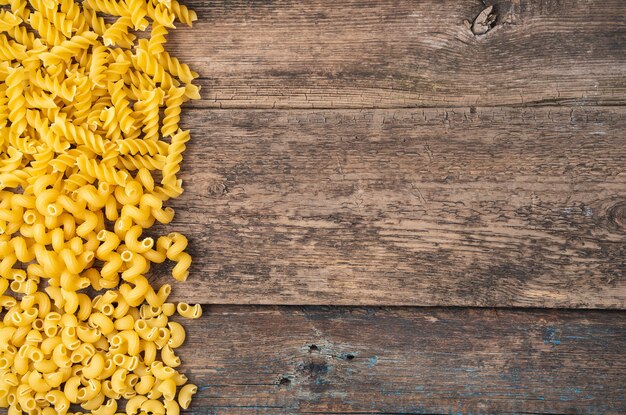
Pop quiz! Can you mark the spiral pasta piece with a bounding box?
[7,0,30,21]
[147,1,175,28]
[30,0,73,37]
[0,10,22,32]
[102,16,132,47]
[108,79,136,134]
[134,43,176,89]
[83,0,128,16]
[0,84,7,129]
[117,138,168,156]
[77,155,130,186]
[135,88,164,141]
[170,0,197,26]
[162,86,185,137]
[6,23,36,49]
[126,0,148,30]
[30,70,77,101]
[28,12,66,47]
[59,0,86,31]
[50,116,107,154]
[158,49,199,85]
[147,22,168,55]
[40,31,99,66]
[162,129,189,187]
[24,88,57,109]
[5,66,27,135]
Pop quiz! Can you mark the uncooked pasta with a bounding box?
[0,0,202,413]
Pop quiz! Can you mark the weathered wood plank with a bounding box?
[163,106,626,308]
[177,306,626,414]
[169,0,626,109]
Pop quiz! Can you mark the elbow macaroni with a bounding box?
[178,383,198,410]
[0,0,203,413]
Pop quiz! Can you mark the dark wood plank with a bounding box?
[163,106,626,308]
[177,306,626,414]
[169,0,626,109]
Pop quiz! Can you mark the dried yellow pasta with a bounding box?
[0,0,203,413]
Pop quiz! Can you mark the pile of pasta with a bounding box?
[0,0,204,413]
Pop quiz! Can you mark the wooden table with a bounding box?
[166,1,626,413]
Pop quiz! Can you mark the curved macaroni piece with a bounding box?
[125,395,147,415]
[176,303,202,319]
[177,383,197,409]
[82,352,105,379]
[92,398,117,415]
[167,321,185,348]
[141,398,165,414]
[160,345,180,368]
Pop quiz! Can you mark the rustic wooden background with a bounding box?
[168,0,626,413]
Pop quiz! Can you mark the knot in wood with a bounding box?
[207,182,228,197]
[607,202,626,230]
[467,5,497,35]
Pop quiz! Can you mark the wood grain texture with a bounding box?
[177,306,626,414]
[169,0,626,109]
[162,106,626,308]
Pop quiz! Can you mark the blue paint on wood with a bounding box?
[367,356,378,367]
[543,327,561,345]
[563,335,587,340]
[560,387,582,402]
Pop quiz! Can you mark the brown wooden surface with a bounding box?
[169,0,626,109]
[177,306,626,414]
[163,107,626,308]
[159,1,626,413]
